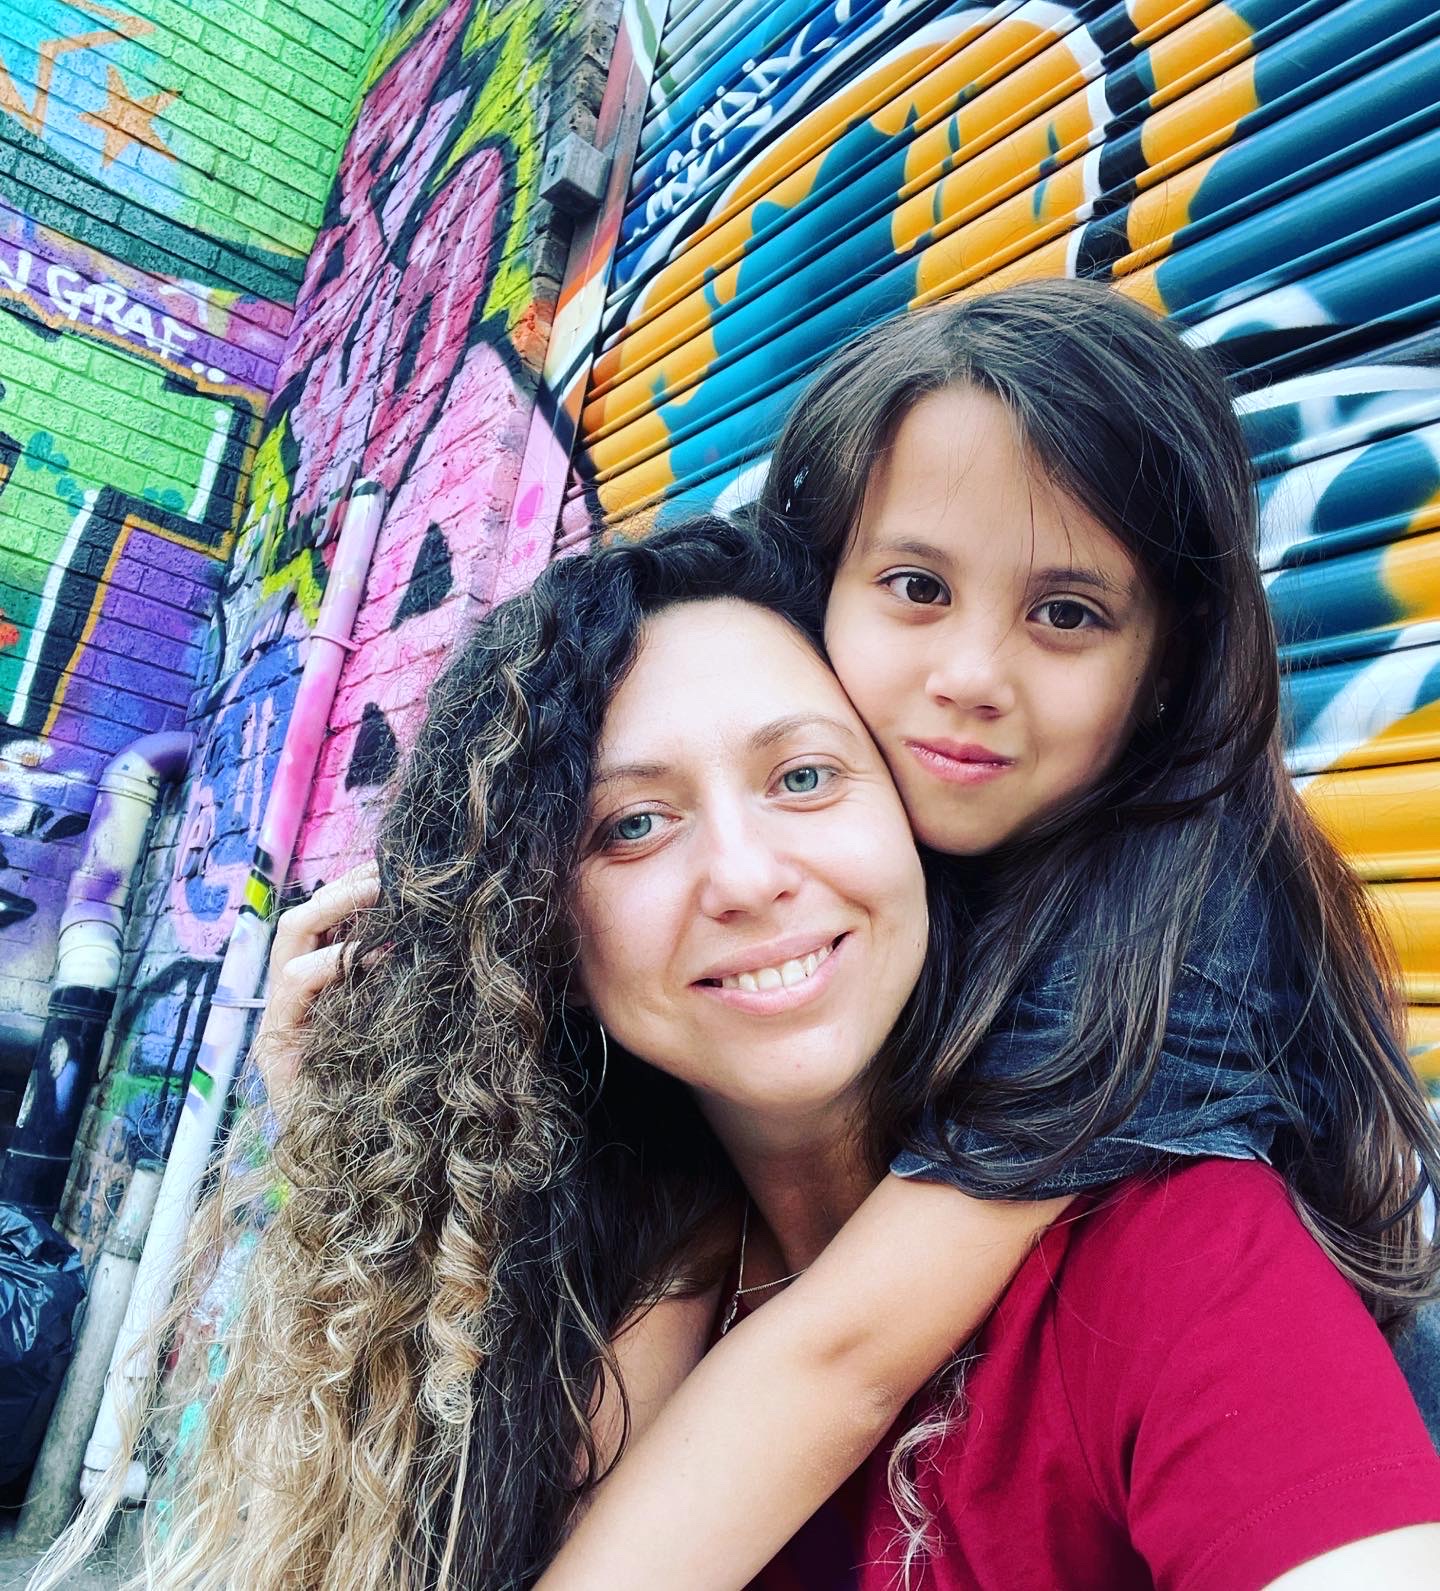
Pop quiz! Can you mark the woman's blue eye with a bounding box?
[1037,599,1093,631]
[612,813,654,842]
[781,766,824,794]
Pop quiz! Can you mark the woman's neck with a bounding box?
[697,1091,880,1276]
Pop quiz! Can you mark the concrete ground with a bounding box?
[0,1513,135,1589]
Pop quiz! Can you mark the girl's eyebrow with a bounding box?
[1030,564,1131,598]
[593,714,862,788]
[867,535,955,566]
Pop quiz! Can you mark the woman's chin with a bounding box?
[697,1039,877,1125]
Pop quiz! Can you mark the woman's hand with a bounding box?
[253,860,381,1105]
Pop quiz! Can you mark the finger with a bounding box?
[261,942,350,1036]
[251,1028,301,1105]
[270,863,382,964]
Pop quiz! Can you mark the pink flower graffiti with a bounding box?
[281,0,506,532]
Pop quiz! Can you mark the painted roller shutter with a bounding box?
[570,0,1440,1086]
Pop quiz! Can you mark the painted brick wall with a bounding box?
[0,0,375,1140]
[59,0,620,1259]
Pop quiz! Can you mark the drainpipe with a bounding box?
[81,480,386,1498]
[1,733,195,1220]
[13,1159,163,1548]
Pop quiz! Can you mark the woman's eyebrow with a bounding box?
[748,712,863,752]
[592,759,670,789]
[593,714,861,787]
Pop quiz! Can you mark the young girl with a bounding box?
[538,279,1440,1587]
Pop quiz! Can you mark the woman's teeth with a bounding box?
[720,943,833,992]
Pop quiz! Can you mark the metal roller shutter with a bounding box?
[569,0,1440,1084]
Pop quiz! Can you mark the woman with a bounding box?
[41,516,1439,1591]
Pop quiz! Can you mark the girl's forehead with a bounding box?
[851,391,1142,586]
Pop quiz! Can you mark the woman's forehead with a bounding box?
[597,600,855,765]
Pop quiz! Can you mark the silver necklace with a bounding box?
[720,1203,806,1335]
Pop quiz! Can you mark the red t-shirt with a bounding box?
[754,1160,1440,1591]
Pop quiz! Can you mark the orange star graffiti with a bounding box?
[78,63,177,166]
[0,0,169,166]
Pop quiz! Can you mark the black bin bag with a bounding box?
[0,1202,86,1486]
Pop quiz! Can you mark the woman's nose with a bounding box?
[696,809,803,919]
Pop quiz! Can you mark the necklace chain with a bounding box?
[720,1203,805,1334]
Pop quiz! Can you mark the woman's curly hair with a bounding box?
[40,513,951,1591]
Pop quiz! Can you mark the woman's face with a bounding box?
[572,599,928,1133]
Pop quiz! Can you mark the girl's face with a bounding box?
[571,599,927,1136]
[825,385,1165,856]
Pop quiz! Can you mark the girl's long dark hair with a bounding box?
[75,513,951,1591]
[761,276,1440,1328]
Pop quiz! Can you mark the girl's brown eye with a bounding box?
[1039,600,1090,631]
[887,572,946,605]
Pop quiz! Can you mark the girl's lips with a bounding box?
[905,740,1013,785]
[695,934,848,1015]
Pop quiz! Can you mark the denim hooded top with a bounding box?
[891,829,1312,1198]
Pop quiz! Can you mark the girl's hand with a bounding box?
[254,860,381,1104]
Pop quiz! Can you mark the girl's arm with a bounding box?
[1263,1527,1440,1590]
[539,1174,1071,1590]
[582,1283,723,1501]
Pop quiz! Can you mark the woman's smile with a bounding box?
[694,931,846,1012]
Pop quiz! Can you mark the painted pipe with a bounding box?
[14,1159,163,1546]
[1,733,195,1219]
[82,480,386,1494]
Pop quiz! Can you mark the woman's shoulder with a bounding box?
[1059,1161,1320,1307]
[1043,1160,1424,1451]
[1078,1158,1292,1243]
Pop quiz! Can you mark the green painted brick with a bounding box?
[173,104,255,163]
[149,0,209,47]
[213,148,325,207]
[296,15,363,72]
[0,346,60,396]
[227,191,314,253]
[291,0,373,52]
[269,120,328,171]
[180,73,258,122]
[104,197,220,265]
[259,84,343,147]
[230,101,279,144]
[83,359,156,401]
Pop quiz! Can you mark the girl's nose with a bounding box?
[924,630,1018,717]
[696,809,804,920]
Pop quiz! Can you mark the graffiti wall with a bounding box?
[0,0,370,298]
[58,0,620,1255]
[571,0,1440,1084]
[0,0,372,1145]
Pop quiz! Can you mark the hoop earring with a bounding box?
[593,1019,609,1099]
